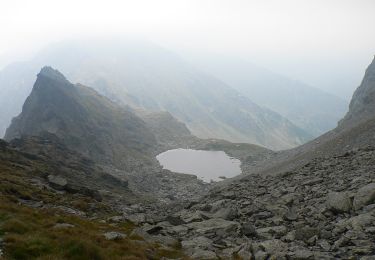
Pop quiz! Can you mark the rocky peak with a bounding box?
[38,66,67,82]
[340,56,375,127]
[4,67,158,170]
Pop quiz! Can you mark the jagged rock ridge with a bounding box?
[5,66,158,170]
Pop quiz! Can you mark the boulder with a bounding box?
[326,192,352,213]
[347,213,375,231]
[295,226,319,242]
[47,174,68,190]
[287,248,314,259]
[182,210,210,223]
[256,225,288,239]
[353,183,375,210]
[124,213,146,225]
[181,236,213,251]
[165,215,185,226]
[182,236,215,258]
[237,243,253,260]
[191,249,217,259]
[253,250,268,260]
[104,231,127,240]
[259,239,288,255]
[186,218,239,236]
[212,206,238,220]
[241,222,257,237]
[53,223,75,229]
[152,235,178,247]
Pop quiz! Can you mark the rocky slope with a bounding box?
[123,56,375,259]
[0,38,311,150]
[4,67,210,203]
[134,147,375,259]
[0,138,188,259]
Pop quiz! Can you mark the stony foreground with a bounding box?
[124,146,375,259]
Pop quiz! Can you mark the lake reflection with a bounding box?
[156,149,241,182]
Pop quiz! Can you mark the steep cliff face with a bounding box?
[5,67,158,170]
[340,56,375,127]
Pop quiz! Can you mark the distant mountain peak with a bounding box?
[5,67,158,170]
[38,66,67,82]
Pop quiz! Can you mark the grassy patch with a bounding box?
[0,147,187,259]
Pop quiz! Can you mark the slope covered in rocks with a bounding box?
[0,138,188,259]
[123,56,375,259]
[133,147,375,259]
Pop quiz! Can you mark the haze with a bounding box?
[1,0,375,99]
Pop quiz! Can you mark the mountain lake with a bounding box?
[156,148,242,182]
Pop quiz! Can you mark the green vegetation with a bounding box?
[0,144,187,259]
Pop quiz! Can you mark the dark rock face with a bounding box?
[5,66,158,171]
[341,56,375,127]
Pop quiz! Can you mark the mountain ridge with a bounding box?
[190,55,348,136]
[0,39,312,150]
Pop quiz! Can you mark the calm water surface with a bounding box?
[156,149,242,182]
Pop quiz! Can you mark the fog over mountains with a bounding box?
[0,38,321,150]
[0,38,353,151]
[190,55,349,136]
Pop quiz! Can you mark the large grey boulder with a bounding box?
[241,222,257,237]
[191,249,218,259]
[237,243,253,260]
[256,225,288,239]
[258,239,288,255]
[181,236,213,252]
[287,248,314,259]
[347,213,375,231]
[104,231,127,240]
[47,174,68,190]
[326,191,352,213]
[212,206,238,220]
[186,218,239,237]
[353,183,375,210]
[182,236,216,259]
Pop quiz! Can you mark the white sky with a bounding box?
[1,0,375,99]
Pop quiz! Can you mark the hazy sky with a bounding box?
[1,0,375,99]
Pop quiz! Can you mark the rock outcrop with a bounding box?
[341,56,375,127]
[5,67,158,171]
